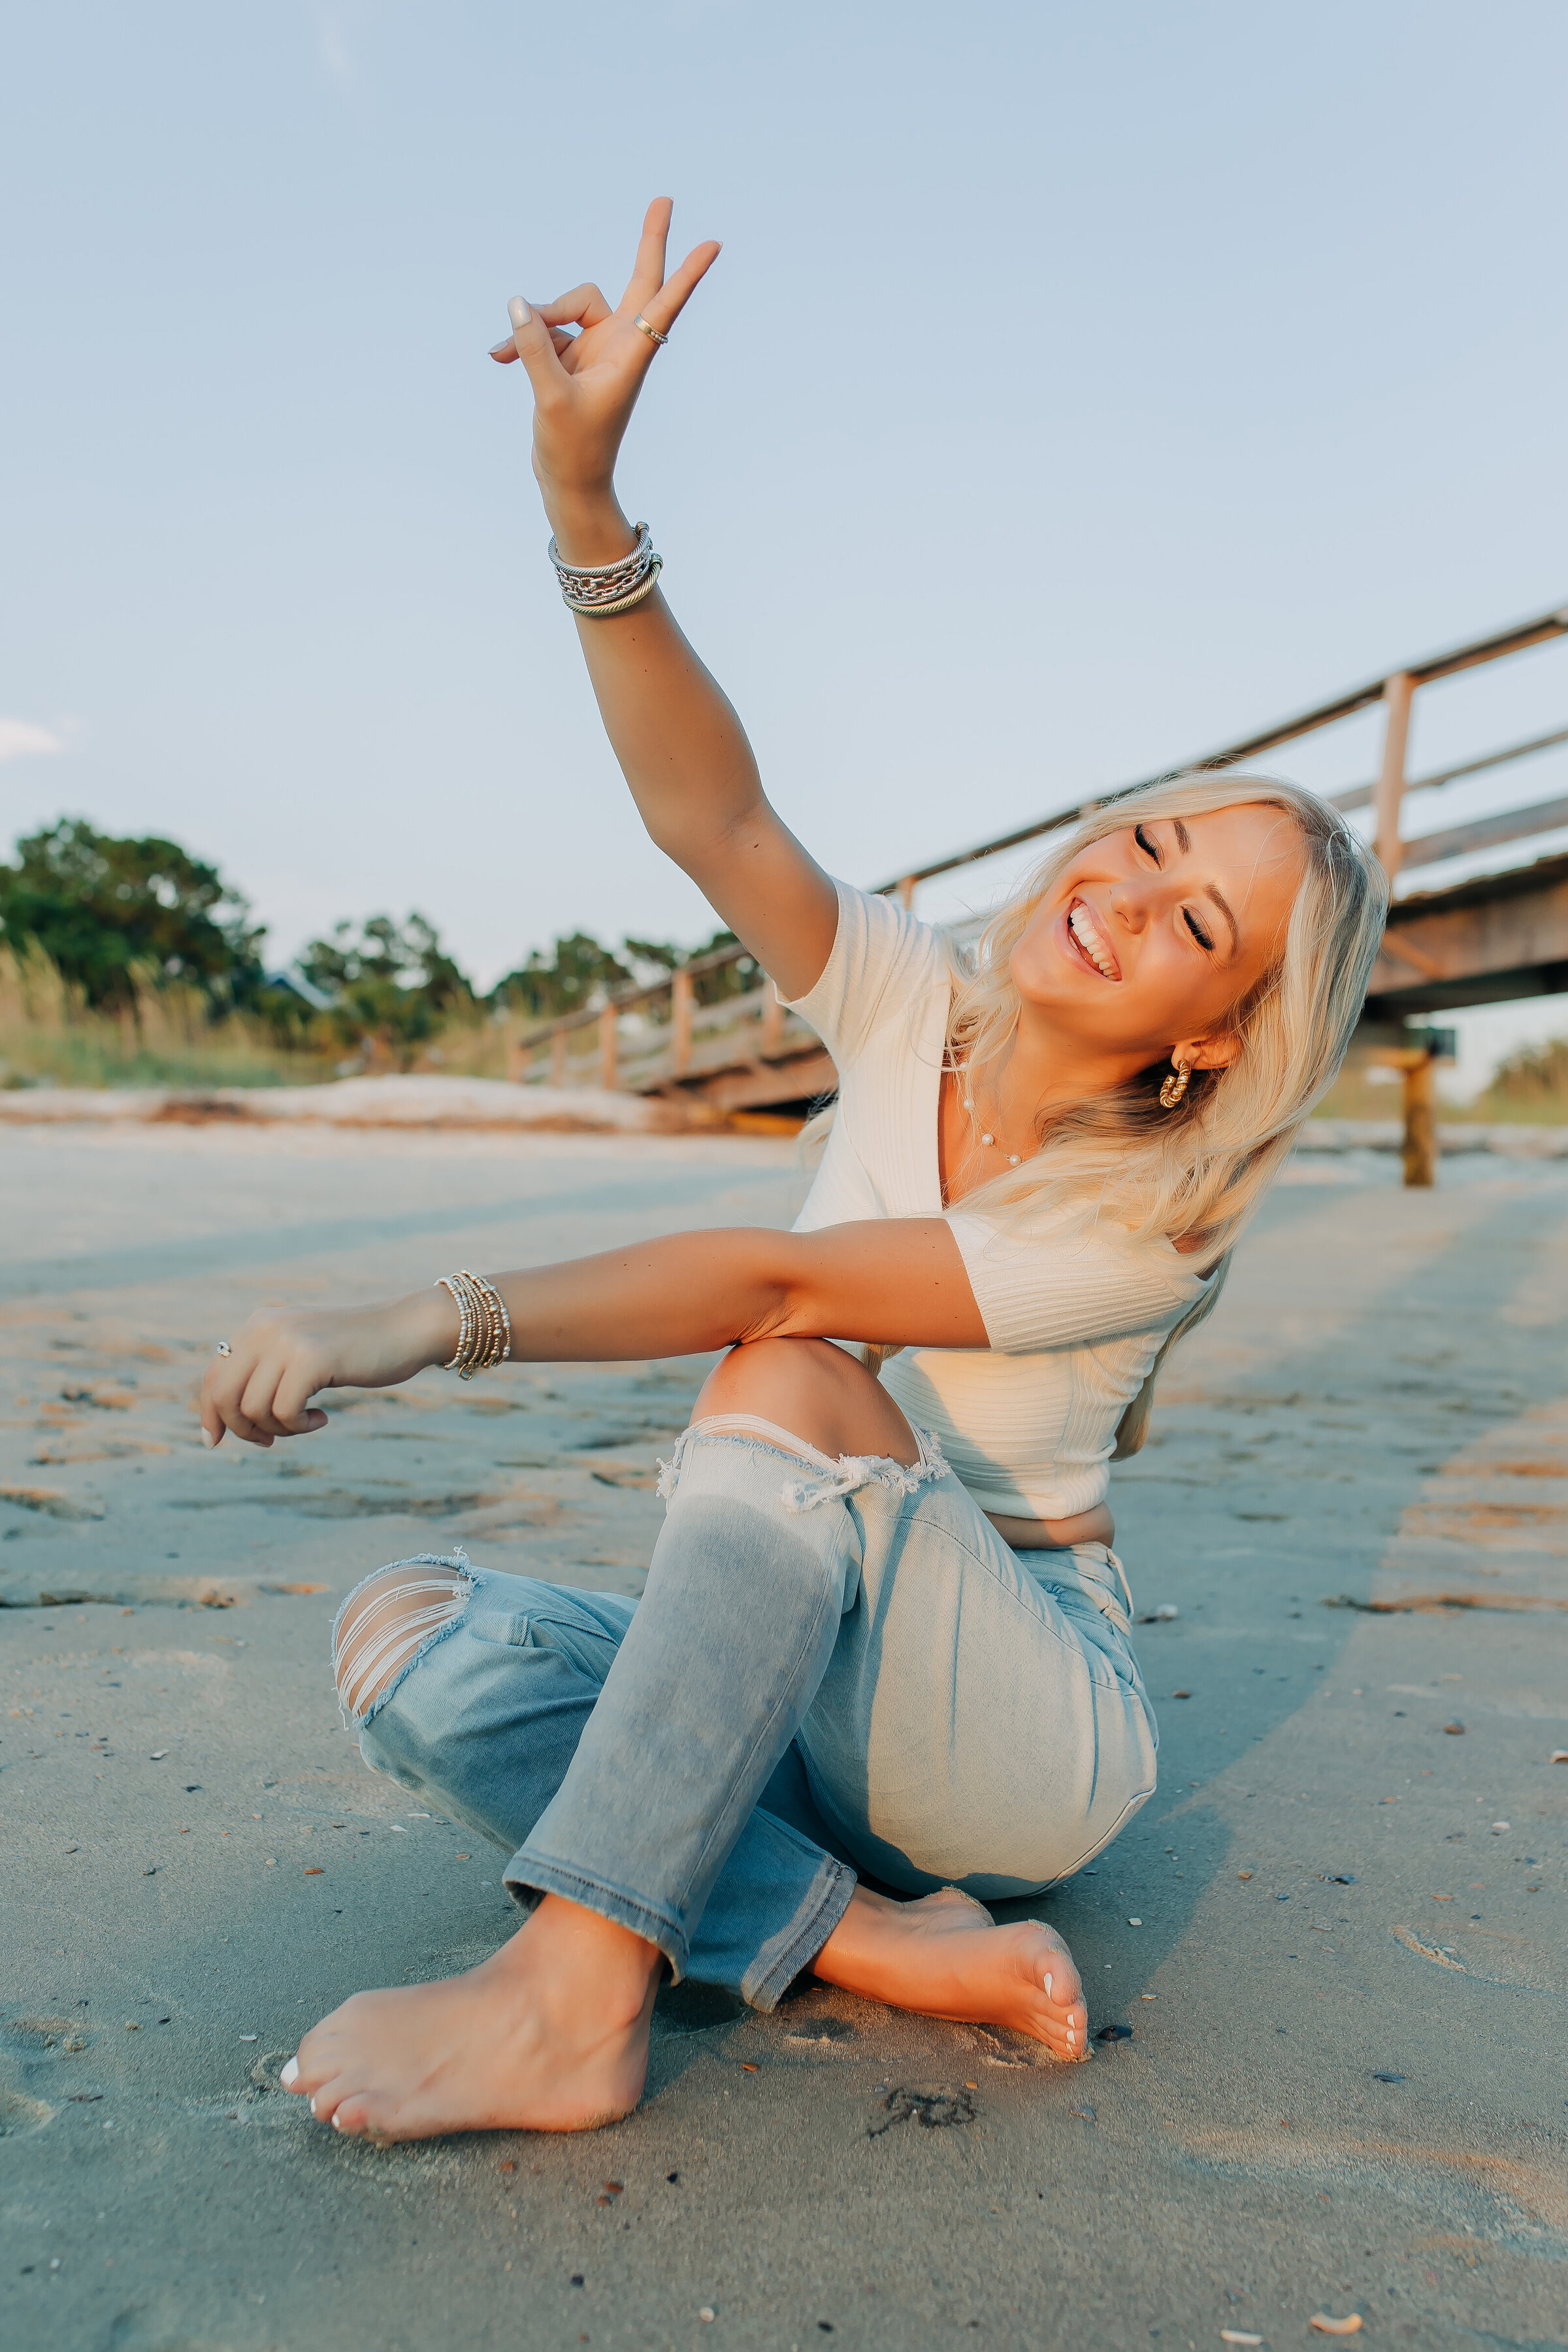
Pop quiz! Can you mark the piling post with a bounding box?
[598,1005,619,1091]
[550,1027,568,1088]
[1401,1049,1437,1187]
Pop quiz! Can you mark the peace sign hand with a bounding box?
[491,197,721,549]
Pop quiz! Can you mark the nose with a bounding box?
[1107,882,1148,934]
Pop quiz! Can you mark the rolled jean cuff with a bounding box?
[503,1849,691,1976]
[740,1849,857,2012]
[502,1838,858,2010]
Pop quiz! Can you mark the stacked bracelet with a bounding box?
[547,521,663,618]
[435,1270,513,1380]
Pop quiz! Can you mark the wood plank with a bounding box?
[1398,793,1568,872]
[1366,851,1568,1013]
[681,1051,840,1113]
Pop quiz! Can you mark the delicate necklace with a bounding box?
[954,1064,1024,1167]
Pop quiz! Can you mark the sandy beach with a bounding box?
[3,1122,1566,2350]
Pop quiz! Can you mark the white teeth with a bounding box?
[1069,903,1118,979]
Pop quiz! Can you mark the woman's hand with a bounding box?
[199,1290,457,1450]
[490,197,721,558]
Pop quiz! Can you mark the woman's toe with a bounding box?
[304,2072,358,2129]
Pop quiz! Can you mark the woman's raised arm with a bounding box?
[495,199,839,1002]
[199,1221,986,1448]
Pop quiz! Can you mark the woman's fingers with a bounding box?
[501,297,573,402]
[623,195,675,311]
[272,1363,330,1436]
[488,323,578,367]
[238,1359,318,1440]
[635,238,723,339]
[538,283,613,331]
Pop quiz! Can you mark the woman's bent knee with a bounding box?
[333,1558,471,1724]
[694,1338,918,1468]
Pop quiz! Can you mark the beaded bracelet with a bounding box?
[547,521,662,617]
[435,1269,512,1379]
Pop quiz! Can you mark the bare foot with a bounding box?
[281,1895,662,2143]
[811,1885,1089,2061]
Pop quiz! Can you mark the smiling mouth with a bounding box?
[1067,899,1121,981]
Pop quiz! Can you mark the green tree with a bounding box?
[489,932,634,1021]
[0,819,266,1011]
[299,913,474,1055]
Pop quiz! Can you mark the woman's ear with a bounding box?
[1176,1034,1241,1075]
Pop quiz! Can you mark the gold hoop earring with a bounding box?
[1159,1057,1192,1110]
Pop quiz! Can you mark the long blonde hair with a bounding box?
[937,770,1388,1265]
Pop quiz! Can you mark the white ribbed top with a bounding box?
[787,881,1211,1520]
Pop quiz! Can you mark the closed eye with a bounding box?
[1183,906,1215,951]
[1134,823,1162,865]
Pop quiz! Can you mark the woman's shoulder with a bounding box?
[783,878,951,1066]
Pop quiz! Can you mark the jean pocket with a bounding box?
[468,1605,627,1687]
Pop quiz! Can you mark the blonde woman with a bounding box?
[200,202,1386,2143]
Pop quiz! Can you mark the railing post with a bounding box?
[598,1004,619,1090]
[670,967,693,1077]
[1374,672,1415,879]
[550,1026,568,1088]
[896,875,916,910]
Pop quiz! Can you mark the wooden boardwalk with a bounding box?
[510,604,1568,1153]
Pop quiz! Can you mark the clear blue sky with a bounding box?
[3,2,1565,1081]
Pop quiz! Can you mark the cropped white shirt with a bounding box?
[786,881,1211,1520]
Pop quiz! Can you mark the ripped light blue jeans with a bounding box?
[336,1416,1158,2011]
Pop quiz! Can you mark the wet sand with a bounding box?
[3,1124,1565,2349]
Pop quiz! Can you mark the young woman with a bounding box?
[200,201,1386,2144]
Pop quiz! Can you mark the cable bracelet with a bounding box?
[547,521,663,616]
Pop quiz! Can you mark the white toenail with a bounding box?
[309,2097,319,2116]
[280,2057,299,2088]
[332,2114,343,2131]
[1043,1972,1053,1999]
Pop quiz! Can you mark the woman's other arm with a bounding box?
[200,1221,985,1447]
[497,201,838,1002]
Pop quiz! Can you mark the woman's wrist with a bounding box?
[402,1285,463,1373]
[538,483,639,568]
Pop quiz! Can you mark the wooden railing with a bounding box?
[508,600,1568,1113]
[506,936,835,1112]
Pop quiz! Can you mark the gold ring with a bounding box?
[633,314,669,347]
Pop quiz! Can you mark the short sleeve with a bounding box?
[782,880,949,1070]
[945,1205,1207,1355]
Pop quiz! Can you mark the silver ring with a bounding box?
[214,1341,232,1357]
[633,313,668,347]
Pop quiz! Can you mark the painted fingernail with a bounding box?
[280,2056,299,2087]
[201,1428,214,1448]
[508,297,531,330]
[489,340,514,355]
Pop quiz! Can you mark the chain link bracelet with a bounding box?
[547,521,662,617]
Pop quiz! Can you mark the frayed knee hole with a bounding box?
[334,1563,469,1720]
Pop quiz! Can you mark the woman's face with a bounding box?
[1010,803,1307,1073]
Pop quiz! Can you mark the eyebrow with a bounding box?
[1205,883,1240,956]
